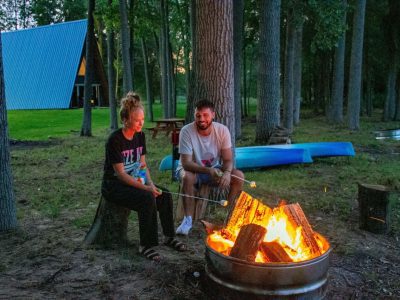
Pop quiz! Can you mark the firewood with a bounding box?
[230,224,267,262]
[224,191,272,240]
[281,203,321,256]
[259,242,293,263]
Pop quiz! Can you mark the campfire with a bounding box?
[207,191,329,264]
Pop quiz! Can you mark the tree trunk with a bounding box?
[255,0,281,143]
[0,32,17,231]
[80,0,95,137]
[347,0,366,130]
[129,0,135,91]
[119,0,133,94]
[329,0,347,124]
[395,77,400,121]
[283,8,295,132]
[160,0,173,118]
[293,23,303,126]
[107,20,118,130]
[141,38,154,122]
[195,0,235,142]
[242,45,247,117]
[383,69,397,121]
[185,0,197,123]
[233,0,244,139]
[384,0,400,121]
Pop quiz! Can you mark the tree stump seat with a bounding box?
[84,196,131,247]
[357,183,394,234]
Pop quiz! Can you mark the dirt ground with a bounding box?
[1,141,400,299]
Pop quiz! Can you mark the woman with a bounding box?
[101,92,186,262]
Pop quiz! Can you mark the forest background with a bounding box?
[1,0,400,298]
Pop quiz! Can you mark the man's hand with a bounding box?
[218,171,231,188]
[209,167,223,181]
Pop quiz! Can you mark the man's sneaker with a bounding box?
[176,216,192,235]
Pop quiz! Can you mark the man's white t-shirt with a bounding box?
[177,122,232,171]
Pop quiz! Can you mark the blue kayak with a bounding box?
[159,147,313,171]
[255,142,356,157]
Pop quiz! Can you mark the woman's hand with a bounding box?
[148,183,162,197]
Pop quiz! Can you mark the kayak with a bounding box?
[159,147,313,171]
[254,142,356,157]
[374,129,400,140]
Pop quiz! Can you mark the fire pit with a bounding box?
[204,192,331,299]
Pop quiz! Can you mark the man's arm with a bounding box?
[218,148,234,188]
[181,153,221,179]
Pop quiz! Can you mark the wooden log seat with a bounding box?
[84,196,131,247]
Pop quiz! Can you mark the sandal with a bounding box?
[164,237,187,252]
[140,247,162,262]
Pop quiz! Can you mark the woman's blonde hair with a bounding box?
[119,92,144,123]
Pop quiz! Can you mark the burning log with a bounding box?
[259,242,293,263]
[224,192,272,240]
[230,224,267,262]
[282,203,321,256]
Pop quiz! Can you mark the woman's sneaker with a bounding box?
[176,216,192,235]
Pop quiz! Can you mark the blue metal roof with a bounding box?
[2,19,87,110]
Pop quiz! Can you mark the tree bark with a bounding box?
[119,0,133,94]
[195,0,235,142]
[347,0,366,130]
[283,8,295,132]
[160,0,173,118]
[293,23,303,126]
[0,32,17,231]
[141,38,154,122]
[185,0,197,123]
[329,0,347,124]
[255,0,281,143]
[84,196,130,247]
[107,19,118,130]
[233,0,244,139]
[80,0,95,137]
[384,0,400,121]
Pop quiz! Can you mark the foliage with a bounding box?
[305,0,348,53]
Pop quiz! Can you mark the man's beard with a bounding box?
[196,121,212,131]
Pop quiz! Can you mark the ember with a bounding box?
[207,191,329,263]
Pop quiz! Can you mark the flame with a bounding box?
[207,192,329,264]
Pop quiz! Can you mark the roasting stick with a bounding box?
[230,173,257,188]
[160,190,228,207]
[216,169,257,188]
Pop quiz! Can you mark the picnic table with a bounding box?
[147,118,185,138]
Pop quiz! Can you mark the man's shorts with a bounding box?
[176,166,221,188]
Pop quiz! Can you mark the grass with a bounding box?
[7,103,400,232]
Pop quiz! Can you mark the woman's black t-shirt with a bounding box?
[102,129,147,181]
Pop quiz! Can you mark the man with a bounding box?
[175,99,244,235]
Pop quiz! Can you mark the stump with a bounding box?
[358,183,393,234]
[268,126,291,145]
[84,196,131,247]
